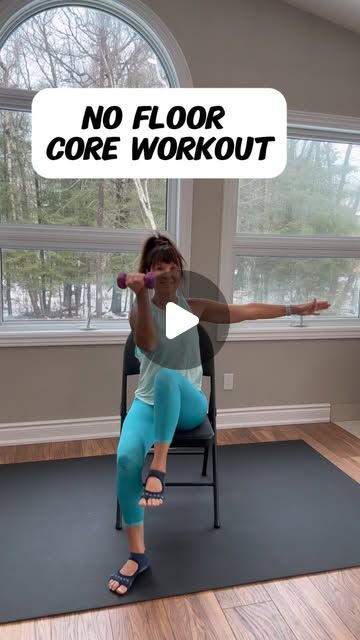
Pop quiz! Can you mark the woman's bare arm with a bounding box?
[129,289,157,351]
[188,297,331,323]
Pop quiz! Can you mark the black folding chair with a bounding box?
[115,324,220,529]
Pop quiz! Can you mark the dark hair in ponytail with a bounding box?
[138,232,185,277]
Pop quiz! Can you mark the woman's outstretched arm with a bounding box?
[188,298,331,323]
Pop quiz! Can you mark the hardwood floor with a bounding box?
[1,422,360,640]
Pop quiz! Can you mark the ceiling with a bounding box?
[282,0,360,36]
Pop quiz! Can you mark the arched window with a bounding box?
[0,2,192,335]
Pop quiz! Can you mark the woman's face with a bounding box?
[151,260,182,294]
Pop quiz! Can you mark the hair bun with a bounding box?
[138,232,185,274]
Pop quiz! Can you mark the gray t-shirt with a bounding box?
[133,292,203,405]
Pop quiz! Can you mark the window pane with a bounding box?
[233,256,360,318]
[0,6,169,90]
[0,110,166,228]
[237,140,360,235]
[0,4,169,229]
[2,249,140,321]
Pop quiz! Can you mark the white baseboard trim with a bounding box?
[217,403,330,429]
[0,416,119,447]
[0,404,331,446]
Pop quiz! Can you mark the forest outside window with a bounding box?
[221,127,360,340]
[0,3,181,337]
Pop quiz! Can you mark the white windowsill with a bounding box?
[218,318,360,341]
[0,321,130,346]
[0,318,359,346]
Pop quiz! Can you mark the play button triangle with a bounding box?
[166,302,199,340]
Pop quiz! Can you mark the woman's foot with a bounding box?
[108,551,149,595]
[108,559,139,594]
[139,469,165,507]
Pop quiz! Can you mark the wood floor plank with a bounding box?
[46,440,84,461]
[346,456,360,471]
[52,610,115,640]
[298,430,360,483]
[14,442,51,464]
[103,604,133,640]
[215,583,271,608]
[311,424,360,458]
[81,438,117,458]
[0,444,16,464]
[35,609,115,640]
[327,422,360,445]
[224,601,297,640]
[12,440,78,463]
[217,429,259,445]
[249,427,298,443]
[162,591,236,640]
[108,599,175,640]
[35,617,55,640]
[217,425,303,446]
[276,426,307,441]
[265,575,357,640]
[0,621,36,640]
[309,569,360,639]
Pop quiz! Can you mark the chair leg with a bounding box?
[202,445,209,476]
[212,442,220,528]
[115,499,123,530]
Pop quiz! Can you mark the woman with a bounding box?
[108,232,330,595]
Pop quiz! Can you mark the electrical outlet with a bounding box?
[223,373,234,390]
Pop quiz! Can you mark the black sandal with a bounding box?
[109,551,150,594]
[140,469,166,504]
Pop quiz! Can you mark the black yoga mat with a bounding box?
[1,439,360,624]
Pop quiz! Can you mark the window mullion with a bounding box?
[233,233,360,258]
[0,224,152,252]
[0,88,35,112]
[288,128,360,145]
[288,110,360,145]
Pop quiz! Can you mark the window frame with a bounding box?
[218,110,360,342]
[0,0,193,346]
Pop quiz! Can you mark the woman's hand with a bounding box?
[293,298,331,316]
[125,273,148,296]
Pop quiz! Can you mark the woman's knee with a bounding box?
[117,447,144,473]
[154,367,177,390]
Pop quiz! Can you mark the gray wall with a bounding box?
[1,0,360,424]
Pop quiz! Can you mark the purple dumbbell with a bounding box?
[117,271,156,289]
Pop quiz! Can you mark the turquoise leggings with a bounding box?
[116,368,208,527]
